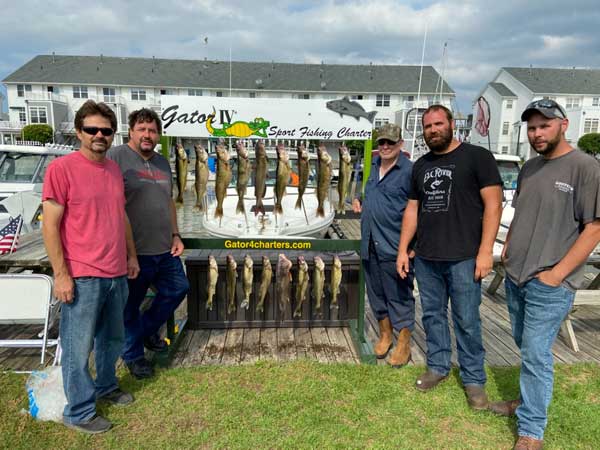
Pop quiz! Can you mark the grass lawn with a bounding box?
[1,361,599,449]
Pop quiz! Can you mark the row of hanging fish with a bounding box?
[205,253,343,317]
[183,141,353,217]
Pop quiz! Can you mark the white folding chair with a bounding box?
[0,273,60,365]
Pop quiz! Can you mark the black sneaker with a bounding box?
[64,414,112,434]
[126,358,155,379]
[99,388,134,406]
[144,334,169,353]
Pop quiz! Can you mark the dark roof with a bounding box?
[504,67,600,95]
[3,54,454,94]
[489,82,516,97]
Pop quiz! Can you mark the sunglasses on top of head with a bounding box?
[82,126,115,137]
[527,100,566,118]
[378,139,397,146]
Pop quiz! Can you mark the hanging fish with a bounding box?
[194,144,209,211]
[316,144,332,217]
[312,256,325,318]
[337,145,352,215]
[226,254,237,315]
[276,253,292,313]
[235,141,250,215]
[295,144,310,210]
[256,256,272,314]
[215,144,232,219]
[241,254,253,310]
[274,144,291,215]
[254,141,268,215]
[293,255,310,318]
[206,255,218,311]
[175,144,188,204]
[330,255,342,310]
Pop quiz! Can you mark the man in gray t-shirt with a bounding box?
[107,108,189,379]
[490,99,600,449]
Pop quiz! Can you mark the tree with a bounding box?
[22,124,53,144]
[578,133,600,157]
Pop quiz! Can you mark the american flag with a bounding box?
[475,97,490,137]
[0,215,22,255]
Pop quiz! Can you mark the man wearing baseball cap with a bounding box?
[490,99,600,449]
[353,123,415,367]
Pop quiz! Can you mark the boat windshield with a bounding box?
[0,153,44,183]
[496,160,520,191]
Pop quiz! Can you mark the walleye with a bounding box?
[194,144,209,210]
[276,253,292,313]
[295,144,310,210]
[256,256,272,313]
[254,141,268,215]
[235,141,250,214]
[175,144,188,204]
[274,144,291,215]
[330,255,342,310]
[215,144,232,219]
[226,254,237,315]
[206,255,218,311]
[316,144,332,217]
[241,254,253,309]
[312,256,325,317]
[337,145,352,215]
[293,256,310,318]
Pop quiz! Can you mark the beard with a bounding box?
[530,130,561,156]
[424,127,453,153]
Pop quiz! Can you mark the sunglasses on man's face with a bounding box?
[378,139,398,146]
[82,126,115,137]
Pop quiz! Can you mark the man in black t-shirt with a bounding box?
[397,105,502,411]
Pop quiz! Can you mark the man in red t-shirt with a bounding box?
[42,100,140,434]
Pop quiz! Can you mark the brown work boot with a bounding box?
[465,385,489,410]
[489,399,520,417]
[374,317,393,359]
[513,436,543,450]
[389,328,411,368]
[415,370,448,391]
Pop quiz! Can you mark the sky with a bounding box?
[1,0,599,116]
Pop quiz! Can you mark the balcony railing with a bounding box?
[24,92,68,103]
[0,121,24,131]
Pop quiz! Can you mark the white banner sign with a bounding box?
[160,95,376,140]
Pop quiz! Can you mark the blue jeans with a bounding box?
[363,245,415,331]
[60,276,128,425]
[414,256,486,386]
[505,277,575,440]
[122,253,189,363]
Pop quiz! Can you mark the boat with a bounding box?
[200,146,335,238]
[0,143,73,227]
[493,153,521,227]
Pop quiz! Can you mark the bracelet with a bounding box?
[172,232,181,238]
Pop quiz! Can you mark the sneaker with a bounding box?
[126,358,155,379]
[64,414,112,434]
[415,370,448,392]
[99,388,134,406]
[465,385,489,410]
[489,399,520,417]
[144,334,169,353]
[514,435,544,450]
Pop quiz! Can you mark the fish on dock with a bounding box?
[316,144,332,218]
[276,253,292,313]
[312,256,325,317]
[256,256,272,313]
[295,144,310,210]
[235,141,250,215]
[241,254,253,309]
[274,144,291,215]
[206,255,218,311]
[330,255,342,310]
[175,144,188,204]
[293,255,310,318]
[226,254,237,315]
[337,145,352,215]
[194,144,209,211]
[215,144,232,219]
[254,141,268,215]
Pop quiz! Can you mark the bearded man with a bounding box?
[397,104,503,410]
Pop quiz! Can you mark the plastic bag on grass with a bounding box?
[26,366,67,422]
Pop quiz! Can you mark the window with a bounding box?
[351,94,364,100]
[542,96,556,101]
[501,146,509,154]
[405,95,415,102]
[376,94,390,107]
[17,84,32,97]
[14,107,26,124]
[249,92,256,98]
[584,118,599,134]
[299,93,310,100]
[593,97,600,107]
[103,87,115,103]
[374,118,389,128]
[566,97,580,109]
[131,89,146,101]
[502,122,510,135]
[47,85,58,94]
[187,89,202,96]
[506,100,513,109]
[160,89,174,96]
[72,86,88,99]
[216,91,223,97]
[29,106,48,124]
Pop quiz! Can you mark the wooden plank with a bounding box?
[201,329,227,365]
[294,327,315,360]
[221,328,244,365]
[342,327,360,362]
[326,327,357,363]
[181,329,211,367]
[259,328,277,361]
[240,328,261,364]
[169,329,195,368]
[310,327,334,363]
[276,327,296,361]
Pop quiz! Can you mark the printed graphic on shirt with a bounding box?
[422,165,455,212]
[554,181,574,194]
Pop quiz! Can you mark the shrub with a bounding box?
[577,133,600,156]
[22,124,53,144]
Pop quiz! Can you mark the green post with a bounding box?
[160,136,171,160]
[362,138,372,192]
